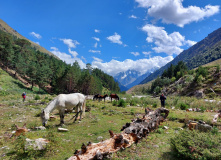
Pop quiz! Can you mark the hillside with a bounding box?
[128,58,221,98]
[141,27,221,84]
[0,19,58,59]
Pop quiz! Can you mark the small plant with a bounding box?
[211,127,219,135]
[179,103,189,110]
[34,95,40,100]
[200,106,206,112]
[130,99,136,106]
[118,99,126,108]
[152,103,157,108]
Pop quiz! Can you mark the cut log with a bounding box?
[68,107,169,160]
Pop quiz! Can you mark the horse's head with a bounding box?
[40,109,49,127]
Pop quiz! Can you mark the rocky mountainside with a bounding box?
[0,19,58,59]
[141,27,221,84]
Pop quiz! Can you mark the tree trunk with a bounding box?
[68,107,169,160]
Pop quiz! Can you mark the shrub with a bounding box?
[34,95,40,100]
[130,99,136,106]
[179,103,189,110]
[152,103,157,108]
[118,99,126,108]
[170,130,221,160]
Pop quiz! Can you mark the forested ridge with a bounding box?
[0,30,120,94]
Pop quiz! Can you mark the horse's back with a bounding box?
[57,93,85,108]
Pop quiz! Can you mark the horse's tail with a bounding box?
[82,98,86,117]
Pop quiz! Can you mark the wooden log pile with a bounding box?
[68,108,169,160]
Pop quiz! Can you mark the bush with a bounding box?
[179,103,189,110]
[130,99,136,106]
[34,95,40,100]
[152,103,157,108]
[170,130,221,160]
[118,99,126,108]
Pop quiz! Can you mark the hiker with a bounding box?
[22,92,26,102]
[160,93,166,107]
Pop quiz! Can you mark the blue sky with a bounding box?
[1,0,220,76]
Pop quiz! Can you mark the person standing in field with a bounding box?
[160,93,166,107]
[22,92,26,102]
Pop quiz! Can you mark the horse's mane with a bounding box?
[44,96,58,113]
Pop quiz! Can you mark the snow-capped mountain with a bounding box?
[114,70,141,87]
[114,67,159,91]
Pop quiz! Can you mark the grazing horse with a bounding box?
[98,94,108,102]
[40,93,86,126]
[93,94,99,101]
[109,94,119,102]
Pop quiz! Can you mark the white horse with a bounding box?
[40,93,86,126]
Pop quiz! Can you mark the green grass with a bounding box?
[0,68,221,160]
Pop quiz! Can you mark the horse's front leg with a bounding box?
[59,110,65,126]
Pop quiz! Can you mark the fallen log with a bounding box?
[68,107,169,160]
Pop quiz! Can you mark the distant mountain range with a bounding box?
[0,19,58,59]
[114,67,159,91]
[141,27,221,84]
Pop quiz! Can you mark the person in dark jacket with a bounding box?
[160,93,166,107]
[22,92,26,102]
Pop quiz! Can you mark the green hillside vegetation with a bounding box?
[128,60,221,98]
[0,19,57,58]
[141,27,221,84]
[0,30,120,94]
[0,68,220,160]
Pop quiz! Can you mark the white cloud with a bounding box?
[68,48,78,57]
[89,50,101,54]
[130,52,140,56]
[95,29,101,33]
[93,57,103,62]
[142,24,196,55]
[135,0,220,27]
[129,15,138,19]
[34,42,40,45]
[30,32,42,39]
[107,33,123,45]
[142,51,151,57]
[94,42,98,48]
[92,37,100,41]
[50,47,86,68]
[60,38,80,48]
[92,56,173,76]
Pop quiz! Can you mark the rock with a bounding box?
[34,126,46,130]
[163,126,169,130]
[153,145,159,148]
[97,136,103,141]
[58,128,69,132]
[25,138,49,150]
[194,90,204,98]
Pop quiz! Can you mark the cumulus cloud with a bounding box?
[129,15,138,19]
[92,56,173,76]
[95,29,101,33]
[135,0,220,27]
[30,32,42,39]
[89,50,101,54]
[34,42,40,45]
[130,52,140,56]
[60,38,80,48]
[107,33,123,45]
[92,37,100,41]
[142,24,196,55]
[50,47,86,68]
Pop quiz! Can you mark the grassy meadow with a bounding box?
[0,68,221,160]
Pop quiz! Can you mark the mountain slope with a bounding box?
[0,19,58,59]
[141,27,221,84]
